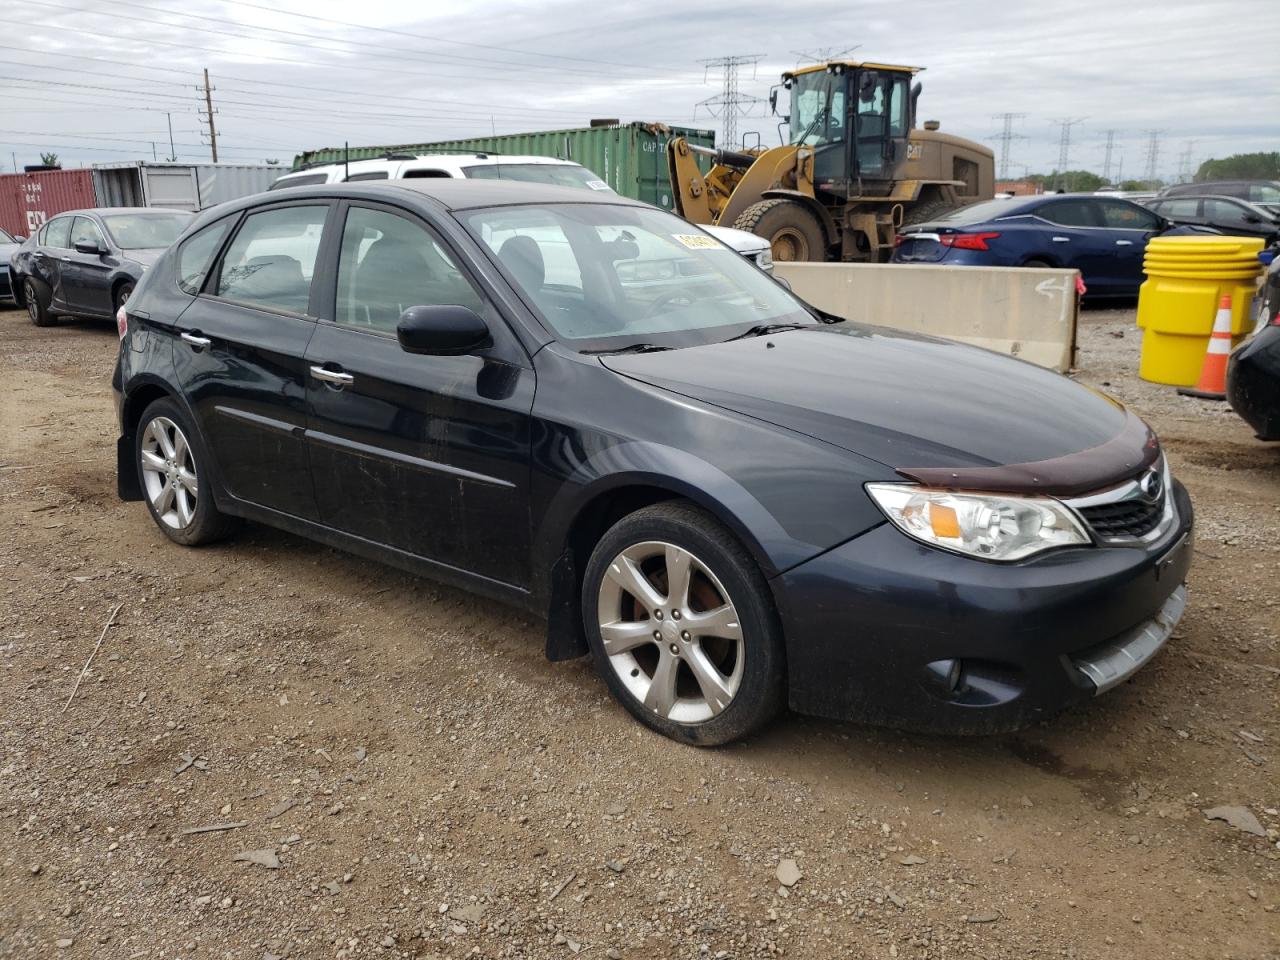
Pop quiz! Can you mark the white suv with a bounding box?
[270,154,774,273]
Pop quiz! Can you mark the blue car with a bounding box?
[892,194,1206,297]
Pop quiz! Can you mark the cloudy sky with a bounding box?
[2,0,1277,181]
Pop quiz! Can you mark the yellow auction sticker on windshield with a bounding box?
[674,233,724,250]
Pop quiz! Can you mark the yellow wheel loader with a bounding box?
[668,61,995,263]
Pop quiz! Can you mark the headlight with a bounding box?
[866,483,1090,561]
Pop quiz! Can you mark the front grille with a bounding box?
[0,268,10,299]
[1077,497,1164,539]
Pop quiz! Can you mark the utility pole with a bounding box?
[1049,118,1086,191]
[990,113,1028,181]
[1100,129,1118,184]
[166,112,177,162]
[696,54,766,149]
[1142,130,1163,185]
[200,68,218,163]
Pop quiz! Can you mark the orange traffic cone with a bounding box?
[1177,294,1233,400]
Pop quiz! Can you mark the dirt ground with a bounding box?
[0,303,1276,960]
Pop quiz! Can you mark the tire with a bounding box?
[114,282,135,314]
[134,397,237,546]
[24,278,54,327]
[581,501,785,746]
[733,199,827,263]
[1023,258,1052,269]
[901,198,957,227]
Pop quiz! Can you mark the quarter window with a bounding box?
[70,216,105,250]
[215,205,328,314]
[345,171,389,182]
[177,218,232,295]
[1203,199,1252,228]
[43,217,72,249]
[334,206,484,333]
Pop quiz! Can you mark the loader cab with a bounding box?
[782,61,916,199]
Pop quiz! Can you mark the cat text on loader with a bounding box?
[667,61,994,263]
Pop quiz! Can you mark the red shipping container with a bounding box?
[0,169,97,238]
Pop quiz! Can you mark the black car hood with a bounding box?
[602,324,1153,494]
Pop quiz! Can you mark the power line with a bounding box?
[990,113,1027,181]
[696,55,766,148]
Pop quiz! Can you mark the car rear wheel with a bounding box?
[24,279,53,327]
[135,398,237,546]
[582,501,785,745]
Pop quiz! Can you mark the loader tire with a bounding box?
[733,200,827,263]
[900,197,959,227]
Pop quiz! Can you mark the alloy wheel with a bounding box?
[140,416,198,529]
[596,540,745,724]
[24,280,38,323]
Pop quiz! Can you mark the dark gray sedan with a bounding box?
[10,208,192,326]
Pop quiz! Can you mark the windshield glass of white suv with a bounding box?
[102,213,192,250]
[462,203,811,347]
[462,163,611,191]
[0,228,14,243]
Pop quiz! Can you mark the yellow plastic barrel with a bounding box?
[1137,235,1265,385]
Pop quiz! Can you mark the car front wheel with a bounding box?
[582,502,785,745]
[24,279,53,327]
[135,397,237,546]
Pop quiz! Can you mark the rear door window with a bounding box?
[1204,199,1254,230]
[43,217,72,249]
[1038,200,1099,227]
[1155,198,1200,218]
[214,204,329,315]
[177,218,233,295]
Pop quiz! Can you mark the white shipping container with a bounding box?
[90,162,282,212]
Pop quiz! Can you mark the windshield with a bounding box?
[0,227,14,243]
[789,72,846,146]
[101,213,192,250]
[463,163,612,192]
[461,203,813,349]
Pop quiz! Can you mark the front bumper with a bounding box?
[775,480,1194,734]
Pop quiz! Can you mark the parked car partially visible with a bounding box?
[892,194,1208,297]
[270,155,775,274]
[1,226,22,302]
[1144,195,1279,243]
[1159,179,1280,216]
[1227,248,1280,439]
[10,208,192,326]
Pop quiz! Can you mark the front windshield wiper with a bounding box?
[581,342,673,355]
[721,322,810,342]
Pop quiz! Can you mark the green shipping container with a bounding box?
[291,122,716,211]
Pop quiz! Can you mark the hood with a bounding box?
[602,324,1154,495]
[704,224,769,255]
[124,248,166,268]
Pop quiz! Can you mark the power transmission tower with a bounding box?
[1176,140,1196,183]
[1142,130,1163,184]
[1049,118,1086,190]
[199,68,219,163]
[990,113,1028,180]
[1100,129,1118,184]
[790,45,861,66]
[696,55,766,148]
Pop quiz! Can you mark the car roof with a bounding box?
[273,179,645,211]
[48,207,178,218]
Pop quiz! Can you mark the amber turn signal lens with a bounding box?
[929,504,962,539]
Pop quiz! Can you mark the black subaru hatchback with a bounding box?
[112,180,1193,745]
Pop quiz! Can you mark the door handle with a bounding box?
[1051,236,1071,242]
[1115,239,1134,246]
[310,365,354,386]
[180,331,212,348]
